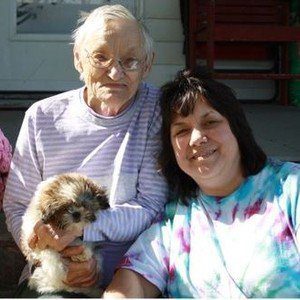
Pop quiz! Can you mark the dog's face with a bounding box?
[38,173,110,231]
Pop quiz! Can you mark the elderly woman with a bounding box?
[3,4,167,298]
[103,68,300,298]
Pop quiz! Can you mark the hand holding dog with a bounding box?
[29,220,82,252]
[20,173,108,296]
[29,222,99,288]
[61,246,100,288]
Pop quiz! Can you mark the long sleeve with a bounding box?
[4,85,168,248]
[3,110,42,248]
[3,85,168,287]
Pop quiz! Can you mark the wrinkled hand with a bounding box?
[61,245,100,288]
[28,220,82,252]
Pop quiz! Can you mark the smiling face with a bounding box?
[170,96,244,196]
[74,18,150,116]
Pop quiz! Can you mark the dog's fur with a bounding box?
[21,173,110,297]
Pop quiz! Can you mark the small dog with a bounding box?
[21,173,110,297]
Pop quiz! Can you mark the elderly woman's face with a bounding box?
[75,19,148,114]
[170,97,243,195]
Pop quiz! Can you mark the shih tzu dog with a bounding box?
[21,173,110,297]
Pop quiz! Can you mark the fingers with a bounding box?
[28,232,38,249]
[30,221,99,289]
[65,257,97,281]
[34,223,59,250]
[34,223,55,250]
[60,245,85,258]
[57,232,82,251]
[32,221,82,251]
[30,221,51,250]
[66,267,99,288]
[63,257,100,288]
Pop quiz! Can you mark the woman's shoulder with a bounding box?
[141,81,160,95]
[265,158,300,229]
[134,82,162,129]
[261,159,300,201]
[25,88,82,118]
[266,158,300,180]
[138,82,160,105]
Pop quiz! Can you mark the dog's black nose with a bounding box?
[72,211,81,223]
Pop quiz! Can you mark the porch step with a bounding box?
[243,103,300,162]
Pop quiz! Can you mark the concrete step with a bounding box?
[243,104,300,162]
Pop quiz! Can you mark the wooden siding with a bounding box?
[143,0,185,86]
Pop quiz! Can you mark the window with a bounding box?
[15,0,137,36]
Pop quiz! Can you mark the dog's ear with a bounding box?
[40,200,66,224]
[41,211,53,224]
[41,204,58,224]
[93,188,110,210]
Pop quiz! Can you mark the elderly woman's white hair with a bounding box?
[72,4,154,68]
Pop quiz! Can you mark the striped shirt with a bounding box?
[3,82,168,287]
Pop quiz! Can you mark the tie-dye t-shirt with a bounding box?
[120,159,300,298]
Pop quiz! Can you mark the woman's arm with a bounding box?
[3,108,98,289]
[103,219,171,298]
[83,104,168,243]
[103,269,161,298]
[3,110,42,249]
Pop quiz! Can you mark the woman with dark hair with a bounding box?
[159,68,266,204]
[103,68,300,298]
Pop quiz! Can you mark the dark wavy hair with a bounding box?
[158,67,267,204]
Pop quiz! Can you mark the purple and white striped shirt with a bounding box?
[3,82,168,287]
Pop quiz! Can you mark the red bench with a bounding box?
[187,0,300,105]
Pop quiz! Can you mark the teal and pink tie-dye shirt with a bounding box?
[120,159,300,298]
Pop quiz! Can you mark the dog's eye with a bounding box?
[72,211,81,222]
[67,207,75,213]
